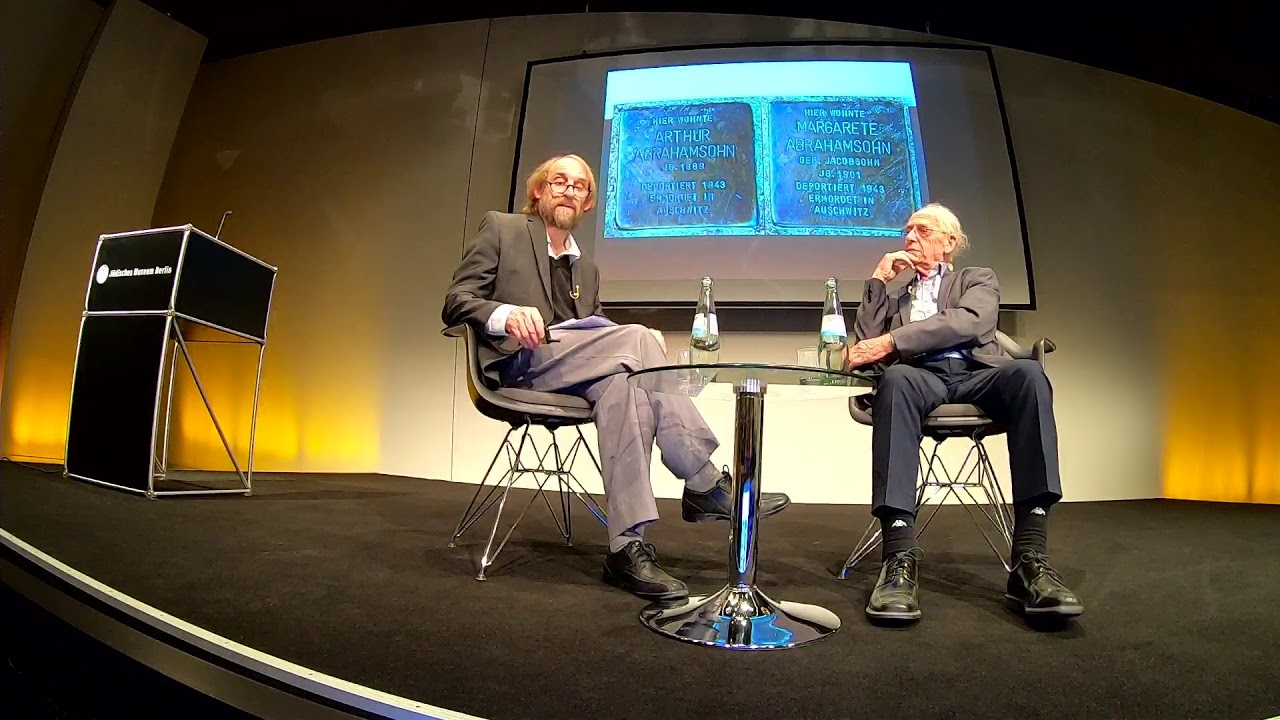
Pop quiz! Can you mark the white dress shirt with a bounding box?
[485,232,581,336]
[908,263,964,360]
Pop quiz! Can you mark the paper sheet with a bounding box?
[549,315,617,331]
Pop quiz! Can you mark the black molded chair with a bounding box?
[838,331,1057,577]
[443,324,607,580]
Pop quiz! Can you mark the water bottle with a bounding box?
[817,277,848,371]
[690,276,720,365]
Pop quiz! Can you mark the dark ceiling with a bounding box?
[115,0,1277,124]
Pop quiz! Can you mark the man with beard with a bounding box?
[442,154,791,601]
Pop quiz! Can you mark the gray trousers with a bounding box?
[499,324,719,542]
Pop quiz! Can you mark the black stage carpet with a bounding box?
[2,461,1279,720]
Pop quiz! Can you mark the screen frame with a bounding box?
[507,40,1037,311]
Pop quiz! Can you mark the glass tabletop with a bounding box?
[628,362,878,398]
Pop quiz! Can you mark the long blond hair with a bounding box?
[520,154,597,215]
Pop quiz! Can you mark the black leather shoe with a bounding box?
[603,541,689,602]
[866,548,923,622]
[1005,550,1084,618]
[681,468,791,523]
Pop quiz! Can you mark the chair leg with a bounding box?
[912,436,1013,570]
[525,435,571,544]
[838,524,882,579]
[525,427,609,547]
[450,426,525,545]
[838,446,935,578]
[951,436,1014,572]
[451,425,552,580]
[912,442,952,539]
[839,435,1015,576]
[450,423,608,580]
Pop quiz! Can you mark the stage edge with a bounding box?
[0,529,485,720]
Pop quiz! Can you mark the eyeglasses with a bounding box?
[548,179,591,197]
[901,224,945,239]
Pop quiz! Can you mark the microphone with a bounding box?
[215,210,233,239]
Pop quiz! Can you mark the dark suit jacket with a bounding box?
[442,211,605,383]
[853,265,1011,367]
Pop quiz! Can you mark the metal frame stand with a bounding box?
[639,378,841,650]
[65,315,266,500]
[149,319,265,498]
[449,423,608,581]
[839,432,1015,577]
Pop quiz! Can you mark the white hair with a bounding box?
[914,202,969,256]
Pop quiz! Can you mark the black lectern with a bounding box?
[64,225,277,498]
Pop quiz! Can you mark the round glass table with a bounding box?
[627,362,876,650]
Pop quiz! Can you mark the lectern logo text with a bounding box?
[95,264,174,284]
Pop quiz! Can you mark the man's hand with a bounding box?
[872,251,917,283]
[505,306,546,349]
[647,328,666,354]
[844,334,895,369]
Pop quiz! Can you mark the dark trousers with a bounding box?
[871,356,1062,518]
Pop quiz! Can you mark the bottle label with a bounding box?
[820,313,846,341]
[692,313,719,338]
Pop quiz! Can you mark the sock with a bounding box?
[609,526,645,554]
[685,460,722,494]
[880,512,916,559]
[1012,501,1050,559]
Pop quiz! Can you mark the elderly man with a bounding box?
[845,202,1082,625]
[442,154,790,602]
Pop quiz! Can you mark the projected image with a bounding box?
[601,61,929,239]
[515,43,1033,305]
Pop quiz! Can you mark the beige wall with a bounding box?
[5,12,1276,504]
[0,0,205,461]
[0,0,103,412]
[996,51,1279,503]
[148,21,490,477]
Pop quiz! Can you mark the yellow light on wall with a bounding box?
[164,341,382,473]
[1159,289,1279,504]
[2,359,72,462]
[4,326,383,474]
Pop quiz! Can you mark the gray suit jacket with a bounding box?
[442,211,605,383]
[853,265,1011,367]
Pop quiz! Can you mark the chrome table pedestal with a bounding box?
[639,378,840,650]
